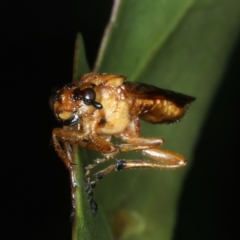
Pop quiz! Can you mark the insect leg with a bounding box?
[89,148,185,189]
[118,138,164,152]
[141,148,186,167]
[85,157,110,177]
[118,118,164,150]
[52,134,78,187]
[52,128,117,167]
[120,135,164,148]
[53,128,116,215]
[85,163,116,215]
[53,128,117,154]
[52,132,73,170]
[53,127,102,187]
[85,148,186,215]
[84,151,119,215]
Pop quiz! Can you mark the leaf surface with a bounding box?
[74,0,240,239]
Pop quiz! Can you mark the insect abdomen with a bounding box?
[138,98,190,124]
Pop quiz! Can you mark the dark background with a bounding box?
[1,1,237,239]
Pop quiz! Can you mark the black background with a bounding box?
[1,1,237,239]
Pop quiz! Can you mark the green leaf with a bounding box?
[72,149,113,240]
[72,0,240,239]
[71,34,114,240]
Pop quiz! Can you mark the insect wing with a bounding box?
[124,82,195,107]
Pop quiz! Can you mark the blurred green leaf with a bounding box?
[73,0,240,239]
[73,33,90,80]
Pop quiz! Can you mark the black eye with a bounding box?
[82,88,96,105]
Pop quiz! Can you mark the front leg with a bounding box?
[53,127,120,215]
[52,133,78,189]
[52,127,117,169]
[52,128,87,170]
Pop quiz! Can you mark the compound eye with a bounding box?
[82,88,96,105]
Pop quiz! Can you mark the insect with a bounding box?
[50,73,195,215]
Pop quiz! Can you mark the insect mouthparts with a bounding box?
[61,113,79,126]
